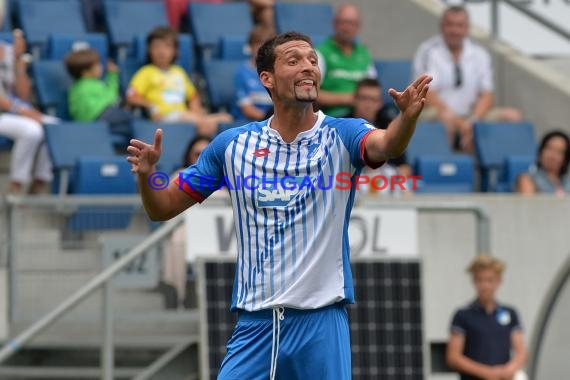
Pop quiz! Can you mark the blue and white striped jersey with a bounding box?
[176,111,379,311]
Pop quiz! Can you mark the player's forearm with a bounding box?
[448,353,495,378]
[13,59,31,101]
[384,113,418,158]
[137,170,177,221]
[317,90,353,107]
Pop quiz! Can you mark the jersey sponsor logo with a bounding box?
[256,176,310,207]
[253,148,270,157]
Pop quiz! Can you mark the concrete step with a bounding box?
[15,273,166,317]
[9,311,200,349]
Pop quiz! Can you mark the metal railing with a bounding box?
[0,195,491,378]
[0,195,188,379]
[462,0,570,43]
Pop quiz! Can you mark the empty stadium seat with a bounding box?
[473,121,537,191]
[1,0,11,32]
[405,122,452,166]
[133,120,197,174]
[374,59,413,105]
[414,155,474,193]
[188,2,252,65]
[219,35,249,61]
[0,33,13,43]
[274,3,333,38]
[47,33,108,61]
[44,122,116,194]
[202,59,241,112]
[131,33,194,74]
[218,120,248,134]
[103,0,168,61]
[17,0,87,56]
[31,60,73,119]
[67,156,137,231]
[119,58,143,93]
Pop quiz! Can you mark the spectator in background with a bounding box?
[127,26,232,137]
[447,254,528,380]
[348,79,412,197]
[316,3,377,118]
[517,130,570,196]
[232,25,274,121]
[65,48,133,140]
[249,0,275,32]
[0,29,53,194]
[413,6,522,153]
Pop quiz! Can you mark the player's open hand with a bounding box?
[388,74,432,121]
[127,128,163,174]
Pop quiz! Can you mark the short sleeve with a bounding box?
[508,308,522,331]
[412,44,428,79]
[128,66,150,97]
[450,310,467,335]
[234,65,251,106]
[332,117,383,170]
[478,48,494,92]
[174,134,228,202]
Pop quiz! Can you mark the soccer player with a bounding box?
[127,32,431,380]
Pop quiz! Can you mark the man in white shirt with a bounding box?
[413,5,522,152]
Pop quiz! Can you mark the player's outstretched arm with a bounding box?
[127,129,197,221]
[365,74,432,164]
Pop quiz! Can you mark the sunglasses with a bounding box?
[455,63,462,88]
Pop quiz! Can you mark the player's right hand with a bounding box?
[127,128,162,174]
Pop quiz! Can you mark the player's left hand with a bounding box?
[388,74,432,121]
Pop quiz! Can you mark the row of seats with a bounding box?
[41,119,537,198]
[5,1,334,66]
[407,121,536,193]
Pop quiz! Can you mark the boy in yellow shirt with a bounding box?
[127,26,232,137]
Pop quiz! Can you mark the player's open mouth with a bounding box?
[295,80,315,89]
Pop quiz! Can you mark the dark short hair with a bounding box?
[537,130,570,178]
[355,78,382,93]
[255,31,313,75]
[146,26,179,64]
[64,48,100,80]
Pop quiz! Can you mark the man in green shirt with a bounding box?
[316,3,377,117]
[65,49,132,138]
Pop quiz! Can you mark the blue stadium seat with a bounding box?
[188,2,252,65]
[131,33,194,74]
[31,60,73,119]
[67,156,137,231]
[219,35,249,61]
[0,33,13,43]
[103,0,168,61]
[202,59,241,112]
[274,3,333,38]
[473,121,536,192]
[17,0,87,56]
[47,33,108,61]
[118,58,143,93]
[497,155,534,192]
[132,120,197,174]
[405,122,452,166]
[0,136,13,150]
[374,59,412,105]
[44,122,116,194]
[414,155,474,193]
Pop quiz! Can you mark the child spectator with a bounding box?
[232,25,274,121]
[65,48,133,138]
[127,26,232,137]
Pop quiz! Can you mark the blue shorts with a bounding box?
[218,303,352,380]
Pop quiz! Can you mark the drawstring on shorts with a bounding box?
[269,306,285,380]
